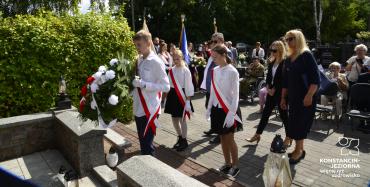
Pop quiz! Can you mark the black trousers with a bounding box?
[135,116,155,155]
[256,95,289,135]
[205,92,210,109]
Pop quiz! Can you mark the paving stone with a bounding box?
[117,155,208,187]
[0,159,19,170]
[93,165,117,187]
[104,128,132,149]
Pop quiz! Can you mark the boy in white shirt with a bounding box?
[132,30,170,155]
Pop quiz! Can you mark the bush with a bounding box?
[0,11,137,123]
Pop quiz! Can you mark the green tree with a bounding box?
[321,0,369,42]
[0,0,80,17]
[0,11,136,122]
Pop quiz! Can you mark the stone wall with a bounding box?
[54,111,106,177]
[0,113,55,161]
[0,110,106,177]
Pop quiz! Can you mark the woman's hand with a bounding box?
[303,94,313,107]
[280,98,287,110]
[268,88,275,96]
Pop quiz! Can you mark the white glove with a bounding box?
[224,111,235,128]
[185,100,192,112]
[205,109,211,121]
[132,79,146,88]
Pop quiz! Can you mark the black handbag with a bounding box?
[270,134,285,153]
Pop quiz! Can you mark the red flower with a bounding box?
[81,85,87,96]
[79,98,86,112]
[86,76,95,85]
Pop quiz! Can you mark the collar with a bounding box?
[144,51,157,61]
[218,64,230,70]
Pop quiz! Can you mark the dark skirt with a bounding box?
[211,106,243,135]
[287,102,316,140]
[164,88,194,117]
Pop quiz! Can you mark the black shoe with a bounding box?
[203,129,214,136]
[176,138,189,152]
[228,167,240,177]
[217,165,232,174]
[172,136,182,149]
[289,151,306,165]
[209,136,220,144]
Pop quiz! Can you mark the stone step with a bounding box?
[93,165,118,187]
[104,128,132,150]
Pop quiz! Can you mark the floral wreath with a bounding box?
[79,54,135,128]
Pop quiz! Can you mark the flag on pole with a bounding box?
[142,18,156,53]
[142,18,149,32]
[179,25,190,65]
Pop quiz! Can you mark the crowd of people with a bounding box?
[130,28,369,178]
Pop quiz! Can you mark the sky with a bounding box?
[79,0,110,14]
[79,0,90,14]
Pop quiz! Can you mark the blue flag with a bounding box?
[180,26,190,65]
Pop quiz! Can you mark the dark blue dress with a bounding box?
[283,51,320,140]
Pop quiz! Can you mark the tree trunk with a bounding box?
[313,0,322,46]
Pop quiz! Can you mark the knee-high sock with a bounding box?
[180,119,187,138]
[171,117,181,136]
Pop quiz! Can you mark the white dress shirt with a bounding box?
[207,64,239,113]
[169,66,194,97]
[200,57,214,90]
[252,48,265,60]
[133,51,170,117]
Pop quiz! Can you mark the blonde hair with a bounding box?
[133,30,154,48]
[285,29,309,59]
[172,49,186,67]
[269,40,286,64]
[329,61,341,69]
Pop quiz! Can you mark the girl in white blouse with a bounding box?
[164,49,194,152]
[206,45,243,177]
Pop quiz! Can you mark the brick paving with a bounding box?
[110,125,244,187]
[114,93,370,187]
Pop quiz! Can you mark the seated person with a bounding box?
[321,62,349,118]
[240,57,265,96]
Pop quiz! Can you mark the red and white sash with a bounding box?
[137,88,161,137]
[211,70,242,127]
[169,69,191,121]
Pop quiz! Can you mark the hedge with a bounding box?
[0,11,137,123]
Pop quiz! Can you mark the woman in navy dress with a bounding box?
[280,29,320,164]
[246,40,289,146]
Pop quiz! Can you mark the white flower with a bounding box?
[98,65,107,72]
[93,72,103,80]
[91,83,99,93]
[98,75,107,85]
[90,100,97,110]
[109,58,118,66]
[108,95,119,105]
[105,70,116,80]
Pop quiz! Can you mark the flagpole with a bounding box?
[179,14,185,48]
[213,18,217,33]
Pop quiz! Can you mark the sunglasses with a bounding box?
[270,49,277,53]
[211,40,218,44]
[285,37,295,42]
